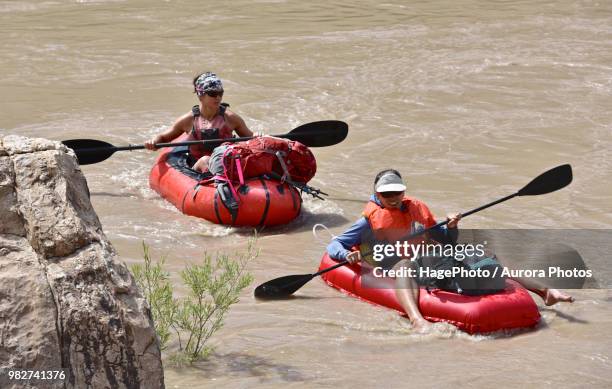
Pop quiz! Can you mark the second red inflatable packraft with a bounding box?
[319,253,541,333]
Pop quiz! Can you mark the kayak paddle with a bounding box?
[63,120,348,165]
[253,164,573,299]
[394,163,574,241]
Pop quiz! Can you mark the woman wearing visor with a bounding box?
[327,169,573,332]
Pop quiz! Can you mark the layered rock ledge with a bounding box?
[0,136,164,389]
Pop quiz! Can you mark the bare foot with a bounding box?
[412,318,433,333]
[544,289,575,306]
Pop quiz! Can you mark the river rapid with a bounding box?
[1,0,611,387]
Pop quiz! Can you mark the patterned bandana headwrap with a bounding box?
[194,72,224,96]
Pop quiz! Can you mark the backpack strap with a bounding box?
[220,146,241,204]
[264,171,328,200]
[219,102,229,114]
[234,156,245,186]
[192,105,201,117]
[275,150,291,182]
[191,105,201,139]
[219,103,230,129]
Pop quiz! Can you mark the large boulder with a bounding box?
[0,136,164,389]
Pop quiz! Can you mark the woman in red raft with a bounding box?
[146,72,304,226]
[323,169,574,333]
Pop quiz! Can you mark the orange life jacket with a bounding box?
[362,196,437,242]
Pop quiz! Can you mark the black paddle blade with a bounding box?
[62,139,117,165]
[254,274,314,299]
[518,164,573,196]
[284,120,348,147]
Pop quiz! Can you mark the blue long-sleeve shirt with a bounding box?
[327,195,457,260]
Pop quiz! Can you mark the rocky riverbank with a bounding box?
[0,136,164,389]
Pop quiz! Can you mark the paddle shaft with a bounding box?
[313,259,349,277]
[65,120,349,165]
[461,193,517,218]
[155,131,296,148]
[419,192,517,233]
[79,132,296,153]
[386,192,518,246]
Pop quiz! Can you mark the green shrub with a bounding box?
[131,239,256,363]
[131,242,176,351]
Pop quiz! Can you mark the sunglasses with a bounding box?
[379,191,404,198]
[205,90,224,98]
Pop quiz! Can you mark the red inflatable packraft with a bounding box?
[319,253,541,334]
[149,135,303,226]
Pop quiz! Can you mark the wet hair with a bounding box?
[373,169,402,189]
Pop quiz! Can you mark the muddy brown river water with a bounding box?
[1,1,611,387]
